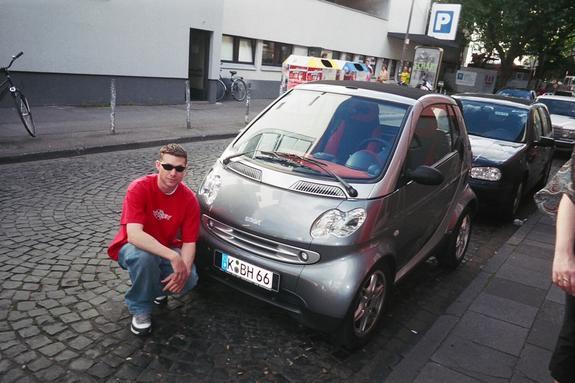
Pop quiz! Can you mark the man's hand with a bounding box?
[162,253,189,293]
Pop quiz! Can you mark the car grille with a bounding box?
[554,127,575,141]
[227,161,262,181]
[290,180,346,198]
[202,215,320,264]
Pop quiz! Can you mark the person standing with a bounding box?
[378,65,389,83]
[536,149,575,382]
[108,144,200,336]
[399,66,411,86]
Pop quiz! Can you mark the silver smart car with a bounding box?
[197,81,476,348]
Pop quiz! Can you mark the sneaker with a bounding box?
[153,296,167,306]
[130,313,152,336]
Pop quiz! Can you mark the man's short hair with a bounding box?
[159,144,187,162]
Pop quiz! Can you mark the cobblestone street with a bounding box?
[0,139,526,382]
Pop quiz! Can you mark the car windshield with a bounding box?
[538,99,575,118]
[230,89,409,180]
[460,99,528,142]
[496,88,532,100]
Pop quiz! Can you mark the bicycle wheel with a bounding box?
[231,79,247,102]
[215,79,226,102]
[12,90,36,137]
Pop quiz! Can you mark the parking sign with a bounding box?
[427,3,461,40]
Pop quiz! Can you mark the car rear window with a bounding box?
[538,99,575,118]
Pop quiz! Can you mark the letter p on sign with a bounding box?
[427,3,461,40]
[434,11,453,33]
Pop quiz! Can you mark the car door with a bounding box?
[395,103,464,268]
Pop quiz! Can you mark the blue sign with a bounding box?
[427,3,461,40]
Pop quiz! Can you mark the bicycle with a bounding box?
[215,70,247,102]
[1,52,36,137]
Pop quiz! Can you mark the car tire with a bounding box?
[437,208,472,269]
[503,181,524,220]
[334,262,392,350]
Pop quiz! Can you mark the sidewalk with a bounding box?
[386,210,561,383]
[0,99,271,163]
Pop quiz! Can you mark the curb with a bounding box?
[0,133,237,164]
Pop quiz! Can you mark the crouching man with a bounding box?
[108,144,200,335]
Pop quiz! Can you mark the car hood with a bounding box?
[200,166,348,248]
[550,114,575,130]
[469,135,525,165]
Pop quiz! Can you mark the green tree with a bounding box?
[451,0,575,86]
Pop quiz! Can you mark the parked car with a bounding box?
[197,81,477,348]
[495,87,536,101]
[453,93,555,219]
[536,94,575,149]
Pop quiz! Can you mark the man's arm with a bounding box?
[552,194,575,296]
[180,242,196,272]
[126,223,188,288]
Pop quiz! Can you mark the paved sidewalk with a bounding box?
[386,210,562,383]
[0,99,271,163]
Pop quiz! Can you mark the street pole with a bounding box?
[397,0,415,83]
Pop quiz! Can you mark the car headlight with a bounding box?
[310,208,367,238]
[198,171,221,205]
[470,166,502,181]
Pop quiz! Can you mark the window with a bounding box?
[262,41,292,66]
[532,108,543,141]
[221,35,255,64]
[308,47,322,57]
[406,105,453,170]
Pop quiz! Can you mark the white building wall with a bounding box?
[0,0,223,78]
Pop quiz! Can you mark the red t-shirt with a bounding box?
[107,174,200,261]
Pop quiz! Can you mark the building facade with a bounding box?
[1,0,435,106]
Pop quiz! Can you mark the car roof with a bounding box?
[453,93,532,107]
[537,94,575,102]
[305,80,432,100]
[496,87,532,91]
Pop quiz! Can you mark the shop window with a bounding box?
[308,47,322,57]
[262,41,293,66]
[221,34,255,64]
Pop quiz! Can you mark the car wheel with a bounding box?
[334,263,392,349]
[504,181,524,220]
[437,208,472,269]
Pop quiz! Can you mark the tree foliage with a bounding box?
[446,0,575,85]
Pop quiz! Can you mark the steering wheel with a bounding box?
[356,137,390,153]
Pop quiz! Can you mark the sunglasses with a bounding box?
[160,163,186,172]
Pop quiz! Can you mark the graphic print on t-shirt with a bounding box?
[153,209,172,221]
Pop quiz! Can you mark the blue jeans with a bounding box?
[118,243,198,315]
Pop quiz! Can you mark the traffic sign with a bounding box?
[427,3,461,41]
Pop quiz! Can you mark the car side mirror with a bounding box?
[406,165,444,185]
[535,136,555,148]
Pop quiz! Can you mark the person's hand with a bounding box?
[162,253,189,293]
[552,251,575,296]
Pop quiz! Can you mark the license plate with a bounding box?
[215,251,280,291]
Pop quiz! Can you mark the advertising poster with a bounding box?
[409,46,443,89]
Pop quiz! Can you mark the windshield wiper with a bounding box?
[274,152,358,198]
[222,150,283,165]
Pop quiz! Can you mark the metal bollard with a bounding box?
[185,80,191,129]
[110,79,116,135]
[244,83,251,125]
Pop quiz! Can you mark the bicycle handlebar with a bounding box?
[3,52,24,71]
